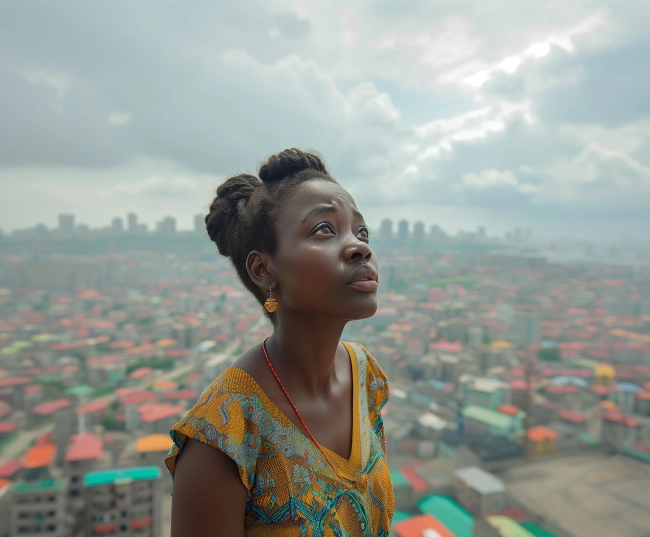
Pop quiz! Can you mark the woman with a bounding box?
[166,148,394,537]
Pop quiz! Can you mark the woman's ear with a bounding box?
[246,251,275,293]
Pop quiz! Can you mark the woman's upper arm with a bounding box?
[170,438,248,537]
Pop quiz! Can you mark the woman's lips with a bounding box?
[346,278,378,291]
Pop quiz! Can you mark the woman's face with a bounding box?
[269,179,379,322]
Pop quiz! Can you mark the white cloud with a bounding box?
[461,169,538,194]
[108,112,132,126]
[23,69,72,98]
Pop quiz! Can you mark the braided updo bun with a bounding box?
[204,148,337,321]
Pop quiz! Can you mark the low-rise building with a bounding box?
[84,466,162,537]
[453,466,506,516]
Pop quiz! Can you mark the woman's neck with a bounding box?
[266,312,347,400]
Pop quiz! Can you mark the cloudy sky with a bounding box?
[1,1,649,240]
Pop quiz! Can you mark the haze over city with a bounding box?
[2,2,650,239]
[2,3,650,537]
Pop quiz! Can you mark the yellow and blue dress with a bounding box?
[165,342,394,537]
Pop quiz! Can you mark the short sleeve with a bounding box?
[359,344,390,428]
[164,371,260,491]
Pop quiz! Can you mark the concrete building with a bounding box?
[509,305,541,347]
[379,218,393,241]
[461,377,510,410]
[84,466,162,537]
[453,466,506,516]
[64,433,104,506]
[413,221,425,243]
[0,479,11,537]
[397,219,409,243]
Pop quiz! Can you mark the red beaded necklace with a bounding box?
[262,337,350,485]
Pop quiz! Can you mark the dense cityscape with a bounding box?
[0,214,649,537]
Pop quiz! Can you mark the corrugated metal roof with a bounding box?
[24,444,57,469]
[418,495,473,537]
[487,516,536,537]
[84,466,161,488]
[455,466,506,494]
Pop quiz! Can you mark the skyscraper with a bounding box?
[397,219,409,243]
[413,221,425,243]
[58,214,75,235]
[156,216,176,236]
[380,219,393,241]
[194,213,204,235]
[127,212,138,233]
[111,217,124,233]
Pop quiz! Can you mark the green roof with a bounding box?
[463,404,513,429]
[392,511,412,524]
[390,469,410,488]
[418,494,473,537]
[66,385,94,396]
[85,466,161,488]
[487,516,536,537]
[520,521,558,537]
[577,432,602,446]
[13,479,65,493]
[622,446,650,464]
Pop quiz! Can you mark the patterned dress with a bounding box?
[165,342,394,537]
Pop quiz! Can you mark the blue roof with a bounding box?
[428,379,448,391]
[617,382,641,393]
[549,376,588,388]
[85,466,161,488]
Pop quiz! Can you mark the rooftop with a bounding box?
[32,398,72,416]
[12,478,65,493]
[455,466,506,494]
[487,516,537,537]
[65,433,103,462]
[393,514,456,537]
[463,405,515,430]
[85,466,161,488]
[24,443,57,469]
[136,434,173,453]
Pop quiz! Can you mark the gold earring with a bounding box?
[264,285,280,313]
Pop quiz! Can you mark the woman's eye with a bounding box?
[358,228,369,239]
[314,225,333,235]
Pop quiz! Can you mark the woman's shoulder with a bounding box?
[342,341,389,413]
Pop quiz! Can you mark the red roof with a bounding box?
[602,410,639,428]
[399,466,429,493]
[131,518,152,529]
[497,404,520,417]
[393,514,455,537]
[139,404,184,423]
[559,409,587,424]
[0,459,22,478]
[92,523,118,534]
[24,443,57,469]
[162,389,198,401]
[185,372,202,383]
[0,422,17,433]
[0,376,31,388]
[77,399,109,415]
[65,433,103,462]
[590,385,616,396]
[128,367,154,380]
[25,385,43,395]
[32,398,72,416]
[636,390,650,401]
[429,341,463,353]
[121,390,159,406]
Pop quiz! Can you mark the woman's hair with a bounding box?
[205,148,338,318]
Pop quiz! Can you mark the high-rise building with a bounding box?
[429,224,447,243]
[194,213,204,235]
[413,221,425,243]
[380,219,393,241]
[10,444,68,537]
[111,217,124,234]
[397,219,409,243]
[127,213,138,233]
[156,216,176,236]
[58,214,75,235]
[509,305,542,347]
[84,467,162,537]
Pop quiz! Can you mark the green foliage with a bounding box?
[538,347,561,362]
[126,357,174,374]
[101,415,120,430]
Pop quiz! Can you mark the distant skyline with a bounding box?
[2,2,650,240]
